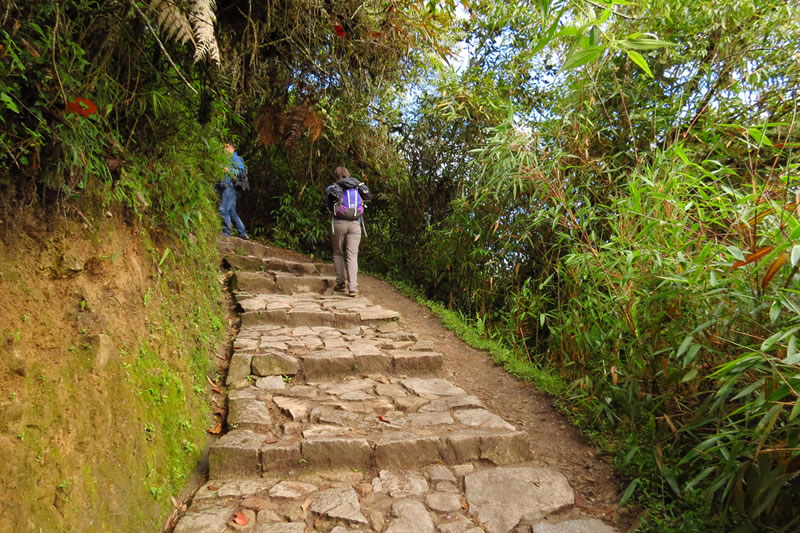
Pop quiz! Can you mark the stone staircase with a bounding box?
[173,237,621,533]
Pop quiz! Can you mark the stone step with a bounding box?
[174,464,620,533]
[209,377,530,479]
[233,271,338,295]
[224,254,337,277]
[219,236,336,276]
[237,293,400,328]
[227,323,440,385]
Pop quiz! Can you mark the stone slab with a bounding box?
[532,519,620,533]
[302,438,372,469]
[465,467,574,533]
[208,430,265,479]
[228,398,272,432]
[173,501,235,533]
[252,352,299,376]
[391,350,443,374]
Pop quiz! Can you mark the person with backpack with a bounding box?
[216,142,249,239]
[325,166,371,297]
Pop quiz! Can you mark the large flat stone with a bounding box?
[256,376,286,390]
[480,431,530,464]
[208,429,265,479]
[385,499,434,533]
[223,254,265,271]
[440,431,482,463]
[419,395,484,412]
[227,352,254,385]
[269,480,318,499]
[228,398,272,432]
[391,350,443,374]
[301,438,372,469]
[195,479,274,500]
[234,271,279,292]
[532,519,620,533]
[465,467,574,533]
[241,309,288,326]
[302,349,356,378]
[426,491,462,512]
[272,396,311,421]
[173,501,235,533]
[287,310,336,327]
[252,352,299,376]
[310,487,368,525]
[401,378,467,397]
[453,409,516,431]
[371,470,429,498]
[261,441,302,473]
[359,307,400,321]
[375,433,441,469]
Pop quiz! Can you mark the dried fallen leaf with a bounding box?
[301,497,312,513]
[233,511,248,525]
[206,375,218,387]
[207,421,223,435]
[212,387,221,394]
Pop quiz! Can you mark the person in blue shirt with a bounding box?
[216,142,248,239]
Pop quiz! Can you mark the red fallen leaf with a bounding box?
[334,24,346,37]
[208,485,219,491]
[66,97,98,117]
[233,511,248,525]
[378,416,390,423]
[211,387,221,394]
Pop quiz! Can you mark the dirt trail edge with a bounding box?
[172,237,628,533]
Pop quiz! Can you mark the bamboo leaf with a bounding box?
[761,252,789,289]
[561,45,605,71]
[791,244,800,266]
[677,335,694,357]
[726,245,746,262]
[769,300,781,323]
[747,127,774,147]
[790,400,800,421]
[761,331,783,351]
[619,37,677,50]
[619,478,638,506]
[681,368,699,383]
[625,50,653,77]
[730,245,773,269]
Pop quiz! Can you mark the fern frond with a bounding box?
[149,0,194,45]
[191,0,219,64]
[303,108,325,142]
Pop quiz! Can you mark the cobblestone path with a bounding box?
[173,237,621,533]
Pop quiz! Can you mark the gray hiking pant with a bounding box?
[331,218,362,292]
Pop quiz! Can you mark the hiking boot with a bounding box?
[348,290,360,297]
[334,282,346,292]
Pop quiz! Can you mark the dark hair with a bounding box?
[335,166,350,179]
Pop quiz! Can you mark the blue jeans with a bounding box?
[219,187,247,237]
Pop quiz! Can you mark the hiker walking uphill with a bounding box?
[326,166,371,297]
[216,142,249,239]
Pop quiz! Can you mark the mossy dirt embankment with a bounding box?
[0,209,226,533]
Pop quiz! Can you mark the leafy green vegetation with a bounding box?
[3,0,800,530]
